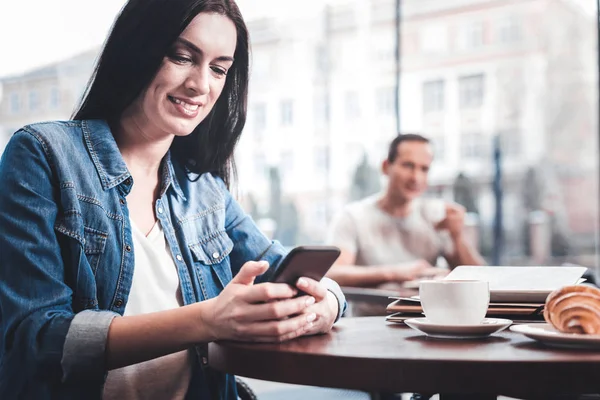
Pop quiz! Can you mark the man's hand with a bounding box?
[390,259,448,282]
[436,203,466,239]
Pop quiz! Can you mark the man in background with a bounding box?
[326,133,486,289]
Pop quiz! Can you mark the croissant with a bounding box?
[544,285,600,334]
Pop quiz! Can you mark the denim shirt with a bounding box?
[0,120,346,400]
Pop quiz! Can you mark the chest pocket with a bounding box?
[83,226,108,275]
[189,232,234,289]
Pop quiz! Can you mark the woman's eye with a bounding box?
[171,54,192,64]
[211,66,227,77]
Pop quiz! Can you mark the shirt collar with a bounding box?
[81,119,186,200]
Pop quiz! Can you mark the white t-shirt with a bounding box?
[327,194,453,266]
[103,220,192,400]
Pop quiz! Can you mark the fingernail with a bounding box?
[305,322,314,330]
[257,261,269,268]
[306,313,316,322]
[306,296,315,306]
[297,278,307,287]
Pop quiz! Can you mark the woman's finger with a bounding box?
[295,277,327,301]
[241,282,298,303]
[239,295,315,322]
[238,312,316,339]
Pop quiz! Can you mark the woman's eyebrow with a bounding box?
[175,37,235,63]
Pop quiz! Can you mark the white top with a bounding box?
[327,194,453,266]
[103,220,192,400]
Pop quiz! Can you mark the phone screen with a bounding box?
[269,246,341,287]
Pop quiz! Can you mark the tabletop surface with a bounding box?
[208,316,600,397]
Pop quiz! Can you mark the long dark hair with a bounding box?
[73,0,249,187]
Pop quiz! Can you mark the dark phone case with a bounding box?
[270,246,341,286]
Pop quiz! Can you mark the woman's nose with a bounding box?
[185,66,210,95]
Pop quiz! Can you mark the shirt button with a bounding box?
[125,245,132,252]
[115,299,124,307]
[124,178,132,186]
[157,207,163,214]
[119,198,125,205]
[201,356,208,365]
[176,254,183,261]
[212,252,220,259]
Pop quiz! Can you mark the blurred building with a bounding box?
[0,49,98,152]
[238,0,598,259]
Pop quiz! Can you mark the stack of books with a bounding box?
[385,265,588,324]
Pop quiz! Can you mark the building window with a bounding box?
[314,94,330,125]
[315,44,329,74]
[344,92,360,119]
[281,150,294,176]
[280,100,294,126]
[497,16,521,44]
[376,87,395,116]
[29,90,40,111]
[254,152,268,178]
[500,130,521,158]
[49,87,60,109]
[252,103,267,132]
[10,93,20,114]
[459,74,484,108]
[315,147,330,173]
[460,133,489,159]
[423,80,445,112]
[430,136,446,161]
[463,22,484,49]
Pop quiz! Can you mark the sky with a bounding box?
[0,0,276,78]
[0,0,595,78]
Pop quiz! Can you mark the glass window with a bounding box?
[9,92,20,114]
[497,15,521,44]
[459,74,485,108]
[462,21,484,49]
[251,103,267,132]
[375,87,395,116]
[49,87,60,109]
[28,90,40,111]
[280,99,293,126]
[460,133,489,160]
[314,94,329,125]
[423,80,445,112]
[344,92,360,120]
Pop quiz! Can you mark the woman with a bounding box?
[0,0,346,399]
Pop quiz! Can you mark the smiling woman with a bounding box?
[0,1,346,399]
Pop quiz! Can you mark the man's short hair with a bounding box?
[387,133,430,163]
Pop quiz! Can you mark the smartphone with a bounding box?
[269,246,341,289]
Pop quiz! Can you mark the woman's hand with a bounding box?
[294,277,338,335]
[201,261,317,343]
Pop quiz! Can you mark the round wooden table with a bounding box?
[208,316,600,399]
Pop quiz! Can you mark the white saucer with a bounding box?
[404,317,512,339]
[510,323,600,350]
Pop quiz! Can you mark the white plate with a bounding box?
[510,323,600,349]
[404,318,513,339]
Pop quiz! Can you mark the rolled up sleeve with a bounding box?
[61,310,120,381]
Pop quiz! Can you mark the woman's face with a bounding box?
[131,12,237,138]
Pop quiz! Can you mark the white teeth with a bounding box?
[171,97,199,111]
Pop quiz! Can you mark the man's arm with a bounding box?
[444,235,486,269]
[326,248,444,288]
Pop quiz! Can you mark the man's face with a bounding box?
[383,141,434,202]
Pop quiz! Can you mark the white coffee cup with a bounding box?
[419,280,490,325]
[422,199,446,225]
